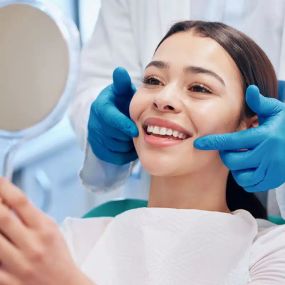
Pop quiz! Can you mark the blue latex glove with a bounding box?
[194,84,285,192]
[88,67,138,165]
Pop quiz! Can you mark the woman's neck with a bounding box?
[147,165,231,213]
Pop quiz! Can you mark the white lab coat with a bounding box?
[69,0,285,217]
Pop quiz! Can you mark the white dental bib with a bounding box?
[63,207,259,285]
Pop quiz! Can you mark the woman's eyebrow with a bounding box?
[145,60,225,86]
[145,60,169,69]
[185,66,225,86]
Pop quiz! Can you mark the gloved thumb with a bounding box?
[112,67,135,98]
[246,85,282,117]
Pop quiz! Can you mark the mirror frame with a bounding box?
[0,0,80,140]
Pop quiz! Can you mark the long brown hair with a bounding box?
[155,21,278,218]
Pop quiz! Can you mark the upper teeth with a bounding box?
[146,125,187,139]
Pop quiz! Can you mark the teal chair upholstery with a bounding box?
[83,199,148,218]
[83,198,285,225]
[268,215,285,225]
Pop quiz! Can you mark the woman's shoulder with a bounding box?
[248,218,285,283]
[60,216,114,265]
[254,218,285,246]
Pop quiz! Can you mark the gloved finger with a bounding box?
[221,150,259,171]
[245,156,285,192]
[245,178,273,192]
[112,67,135,100]
[113,67,137,117]
[220,141,266,170]
[194,126,265,150]
[231,155,269,189]
[244,166,284,193]
[89,132,134,153]
[244,164,273,192]
[99,102,138,137]
[91,141,138,165]
[95,121,133,141]
[89,98,135,141]
[246,85,283,117]
[232,168,264,190]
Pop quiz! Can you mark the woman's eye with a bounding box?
[189,84,212,94]
[143,76,163,86]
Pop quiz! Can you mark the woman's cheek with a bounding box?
[129,89,153,121]
[191,101,236,135]
[129,91,147,151]
[129,91,141,122]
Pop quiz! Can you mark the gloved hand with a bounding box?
[194,84,285,192]
[87,67,138,165]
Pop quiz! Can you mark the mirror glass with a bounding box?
[0,1,79,177]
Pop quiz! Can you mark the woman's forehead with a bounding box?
[152,32,240,79]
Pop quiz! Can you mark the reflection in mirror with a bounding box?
[0,1,80,178]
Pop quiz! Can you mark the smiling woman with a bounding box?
[130,21,278,218]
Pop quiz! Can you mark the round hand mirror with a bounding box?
[0,0,80,178]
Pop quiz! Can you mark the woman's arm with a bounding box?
[0,178,95,285]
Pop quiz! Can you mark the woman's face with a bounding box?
[130,31,248,176]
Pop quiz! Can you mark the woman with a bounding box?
[0,21,284,285]
[66,21,285,284]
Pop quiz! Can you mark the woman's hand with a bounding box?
[0,178,93,285]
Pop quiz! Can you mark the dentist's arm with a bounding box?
[79,67,139,192]
[69,0,142,192]
[194,84,285,193]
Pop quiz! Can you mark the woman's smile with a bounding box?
[142,117,193,147]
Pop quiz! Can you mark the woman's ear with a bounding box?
[238,115,259,130]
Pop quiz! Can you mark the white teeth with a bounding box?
[166,129,173,136]
[159,127,167,135]
[147,125,154,133]
[145,125,189,139]
[153,126,160,134]
[173,130,179,137]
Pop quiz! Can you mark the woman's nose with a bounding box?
[153,100,176,112]
[152,87,181,113]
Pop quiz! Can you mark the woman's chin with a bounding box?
[139,155,186,177]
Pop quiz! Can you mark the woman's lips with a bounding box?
[143,117,192,137]
[141,117,193,147]
[143,130,187,147]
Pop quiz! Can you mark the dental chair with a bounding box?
[0,1,79,180]
[84,81,285,225]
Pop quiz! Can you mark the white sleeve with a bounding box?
[68,0,143,191]
[276,184,285,219]
[79,144,132,193]
[248,224,285,284]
